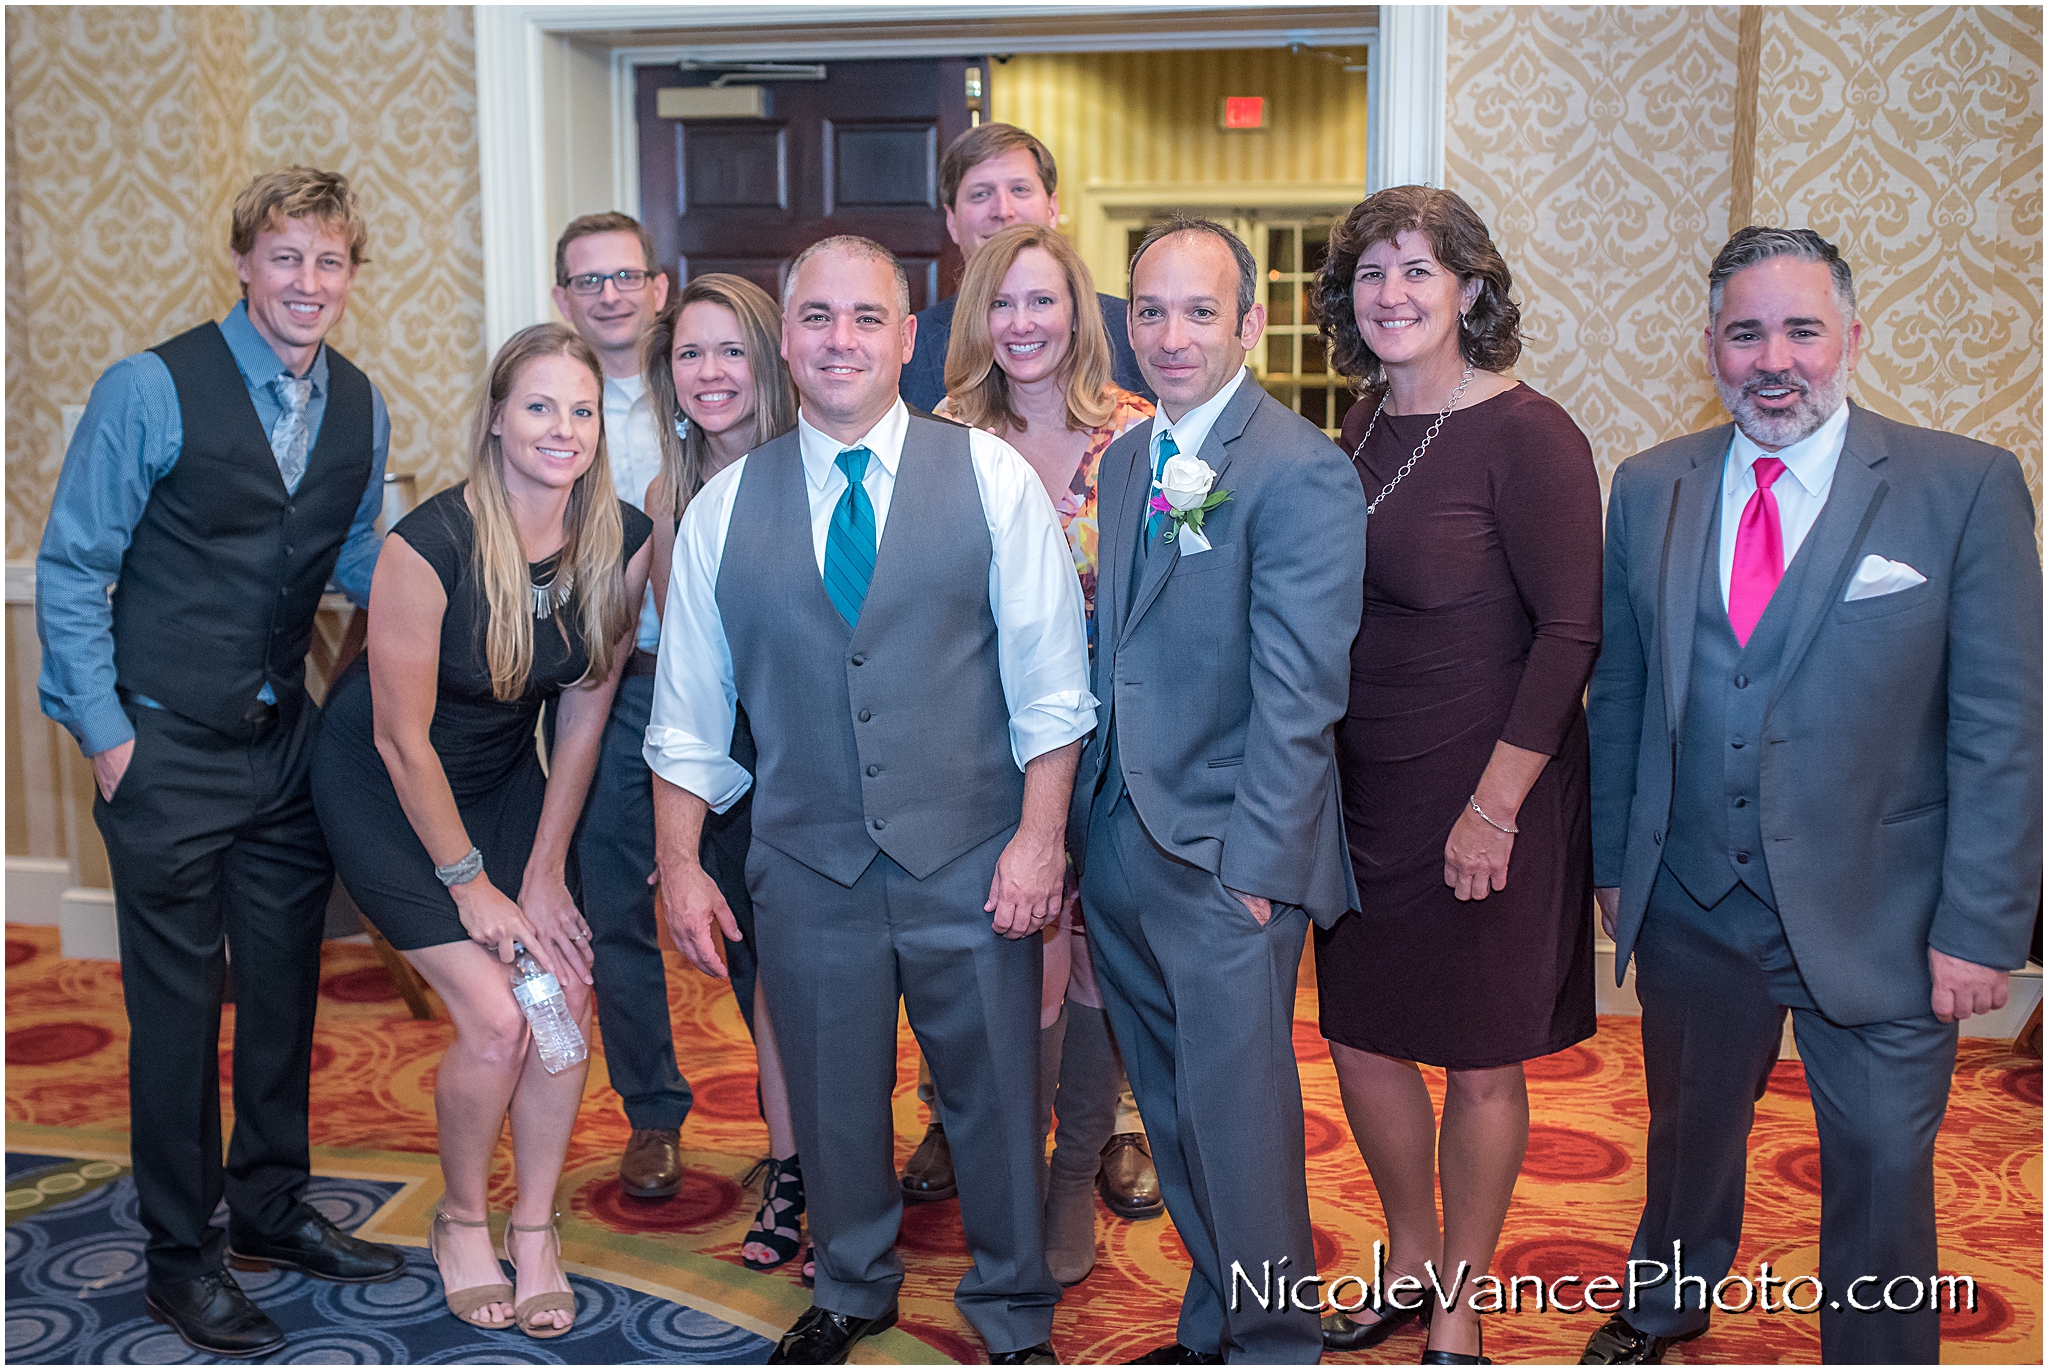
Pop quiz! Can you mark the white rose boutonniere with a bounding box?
[1149,453,1231,548]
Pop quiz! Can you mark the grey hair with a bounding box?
[782,234,911,319]
[1128,216,1258,327]
[1708,226,1858,322]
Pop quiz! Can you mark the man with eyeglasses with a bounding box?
[548,212,688,1203]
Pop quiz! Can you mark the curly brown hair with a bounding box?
[1314,186,1521,389]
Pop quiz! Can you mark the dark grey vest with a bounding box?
[1662,504,1817,910]
[113,323,374,734]
[715,416,1024,886]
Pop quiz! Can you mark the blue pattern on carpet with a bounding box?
[4,1162,772,1364]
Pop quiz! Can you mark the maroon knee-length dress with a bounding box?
[1314,383,1603,1069]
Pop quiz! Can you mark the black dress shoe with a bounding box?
[1128,1344,1225,1364]
[144,1270,287,1358]
[991,1342,1059,1365]
[767,1303,898,1364]
[1323,1300,1429,1351]
[228,1204,405,1283]
[900,1122,957,1202]
[1578,1313,1699,1364]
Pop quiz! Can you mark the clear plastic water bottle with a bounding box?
[510,943,587,1074]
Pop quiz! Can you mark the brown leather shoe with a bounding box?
[1097,1133,1163,1220]
[620,1127,683,1199]
[900,1122,957,1202]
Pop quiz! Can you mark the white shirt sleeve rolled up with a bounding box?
[643,399,1096,811]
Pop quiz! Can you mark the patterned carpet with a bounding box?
[6,923,2039,1364]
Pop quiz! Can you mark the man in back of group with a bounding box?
[550,211,695,1203]
[35,165,405,1358]
[899,122,1151,413]
[895,120,1163,1223]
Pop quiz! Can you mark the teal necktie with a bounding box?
[823,447,877,627]
[1145,431,1179,544]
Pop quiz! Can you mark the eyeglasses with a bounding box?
[563,269,653,296]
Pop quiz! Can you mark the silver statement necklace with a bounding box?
[1351,364,1475,516]
[529,565,573,619]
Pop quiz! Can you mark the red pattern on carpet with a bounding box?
[6,924,2038,1363]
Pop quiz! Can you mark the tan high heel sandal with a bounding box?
[428,1208,515,1330]
[502,1211,577,1339]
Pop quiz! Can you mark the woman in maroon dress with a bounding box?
[1311,187,1603,1364]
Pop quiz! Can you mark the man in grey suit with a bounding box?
[647,235,1091,1365]
[1581,227,2040,1366]
[1070,217,1367,1364]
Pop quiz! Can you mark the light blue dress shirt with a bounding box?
[35,300,390,755]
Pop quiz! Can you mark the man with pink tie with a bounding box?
[1582,228,2040,1365]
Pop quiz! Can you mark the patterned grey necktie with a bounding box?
[270,374,313,491]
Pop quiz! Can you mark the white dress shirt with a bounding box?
[1147,365,1251,488]
[644,398,1098,811]
[604,372,666,652]
[1718,399,1851,608]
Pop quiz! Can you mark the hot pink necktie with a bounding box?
[1728,456,1788,646]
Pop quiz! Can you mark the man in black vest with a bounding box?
[36,167,405,1358]
[648,235,1095,1365]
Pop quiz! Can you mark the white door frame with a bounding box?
[474,4,1444,354]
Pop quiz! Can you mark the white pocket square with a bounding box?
[1843,554,1927,602]
[1176,527,1213,555]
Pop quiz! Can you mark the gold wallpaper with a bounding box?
[1448,5,2043,505]
[1752,5,2042,497]
[991,47,1370,190]
[4,5,485,561]
[1448,6,1745,483]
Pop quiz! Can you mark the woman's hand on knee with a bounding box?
[451,878,544,964]
[518,872,595,987]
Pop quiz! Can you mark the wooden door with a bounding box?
[637,58,980,311]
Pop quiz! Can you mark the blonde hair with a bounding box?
[944,224,1114,433]
[643,274,797,522]
[229,167,370,281]
[467,324,632,700]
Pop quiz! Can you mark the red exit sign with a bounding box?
[1221,96,1266,129]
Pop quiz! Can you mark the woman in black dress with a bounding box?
[313,324,651,1338]
[1310,188,1603,1363]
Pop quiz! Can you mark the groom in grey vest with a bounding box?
[1582,228,2040,1365]
[1070,218,1367,1364]
[646,235,1094,1366]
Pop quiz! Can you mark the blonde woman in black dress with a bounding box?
[313,324,651,1338]
[1311,188,1602,1364]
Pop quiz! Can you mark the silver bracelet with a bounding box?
[434,846,485,887]
[1468,795,1519,835]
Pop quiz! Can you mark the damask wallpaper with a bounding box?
[1446,6,1742,486]
[4,6,484,561]
[1447,5,2043,505]
[1752,5,2042,498]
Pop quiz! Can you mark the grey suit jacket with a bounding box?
[1587,402,2042,1024]
[1069,376,1366,927]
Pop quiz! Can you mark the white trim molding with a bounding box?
[476,5,1394,355]
[1367,5,1447,191]
[475,6,554,357]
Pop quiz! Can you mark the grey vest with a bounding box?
[1662,504,1817,910]
[715,416,1024,886]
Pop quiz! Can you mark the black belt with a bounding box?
[624,649,661,679]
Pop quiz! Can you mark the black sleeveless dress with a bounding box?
[313,485,653,950]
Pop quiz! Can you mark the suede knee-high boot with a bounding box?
[1041,1003,1121,1285]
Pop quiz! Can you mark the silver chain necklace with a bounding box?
[1351,365,1475,516]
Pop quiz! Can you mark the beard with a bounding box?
[1715,350,1851,449]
